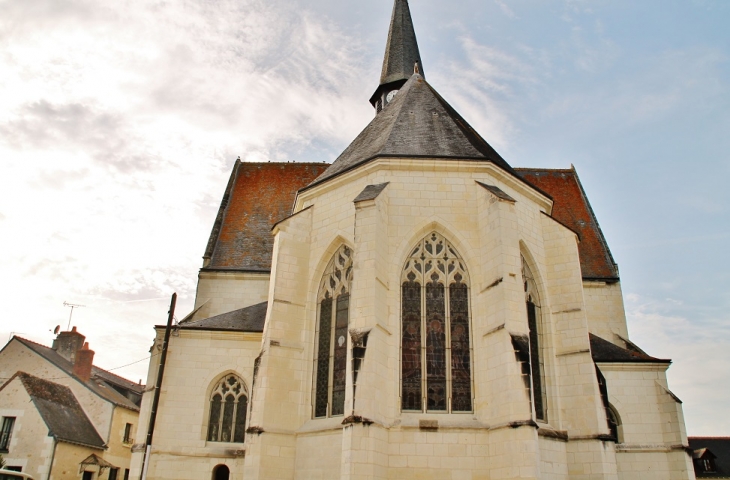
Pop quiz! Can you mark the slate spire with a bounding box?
[370,0,424,111]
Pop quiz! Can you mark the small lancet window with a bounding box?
[401,232,473,413]
[207,375,248,443]
[313,245,353,418]
[522,256,547,422]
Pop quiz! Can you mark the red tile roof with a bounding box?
[516,168,619,281]
[204,162,617,281]
[204,161,329,271]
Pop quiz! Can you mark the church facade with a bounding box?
[130,1,695,479]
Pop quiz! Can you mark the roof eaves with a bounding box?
[177,326,265,334]
[199,267,272,274]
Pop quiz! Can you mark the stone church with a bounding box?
[130,1,695,479]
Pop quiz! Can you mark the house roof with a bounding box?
[516,168,619,281]
[689,437,730,478]
[379,0,424,86]
[203,161,329,271]
[10,372,106,449]
[589,334,670,364]
[179,301,267,332]
[309,74,518,190]
[13,336,140,411]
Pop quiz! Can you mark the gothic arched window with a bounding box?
[401,232,472,413]
[313,245,353,418]
[522,256,547,422]
[207,375,248,443]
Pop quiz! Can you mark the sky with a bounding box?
[0,0,728,436]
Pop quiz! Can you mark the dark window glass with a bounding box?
[109,468,118,480]
[401,278,422,410]
[527,301,545,421]
[313,245,353,419]
[426,276,447,411]
[221,394,235,442]
[233,397,247,443]
[450,277,472,412]
[315,296,333,417]
[331,294,349,416]
[401,233,473,413]
[207,394,222,441]
[123,469,130,480]
[82,472,93,480]
[0,417,15,451]
[123,423,132,443]
[207,376,247,443]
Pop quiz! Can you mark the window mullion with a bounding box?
[231,400,238,442]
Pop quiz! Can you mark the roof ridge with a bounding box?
[13,336,140,411]
[514,167,574,173]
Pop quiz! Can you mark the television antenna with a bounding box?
[63,301,85,330]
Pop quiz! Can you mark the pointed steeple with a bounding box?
[369,0,424,112]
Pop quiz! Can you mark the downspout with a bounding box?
[46,437,58,480]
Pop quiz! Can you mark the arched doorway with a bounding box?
[212,464,230,480]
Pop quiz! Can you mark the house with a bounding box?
[689,437,730,478]
[0,329,143,479]
[129,1,695,478]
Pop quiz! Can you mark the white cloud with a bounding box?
[0,0,375,381]
[626,293,730,435]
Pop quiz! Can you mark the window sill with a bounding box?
[298,416,347,434]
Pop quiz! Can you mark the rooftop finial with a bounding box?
[369,0,425,110]
[381,0,424,84]
[414,62,420,75]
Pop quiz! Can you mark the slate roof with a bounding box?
[204,161,329,271]
[353,183,390,203]
[309,74,518,189]
[689,437,730,478]
[516,168,619,281]
[10,372,106,449]
[380,0,424,85]
[476,181,516,203]
[179,302,267,332]
[589,334,670,363]
[13,337,141,411]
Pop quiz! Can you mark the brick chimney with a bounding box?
[52,326,86,363]
[73,342,95,382]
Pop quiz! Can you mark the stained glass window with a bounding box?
[313,245,353,418]
[401,232,472,413]
[522,256,547,422]
[207,375,248,443]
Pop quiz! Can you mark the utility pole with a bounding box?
[139,293,176,480]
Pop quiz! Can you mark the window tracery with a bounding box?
[522,256,547,422]
[207,375,247,443]
[314,245,353,418]
[401,232,473,413]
